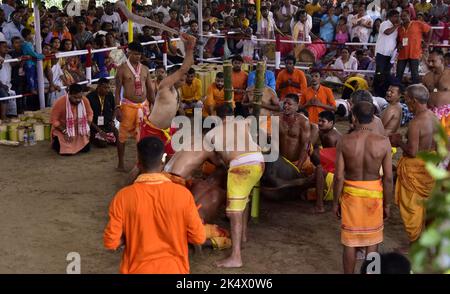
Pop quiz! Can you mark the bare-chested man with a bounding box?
[311,111,342,213]
[140,34,197,156]
[261,95,315,202]
[163,144,227,224]
[381,84,403,136]
[422,49,450,136]
[205,104,265,268]
[115,41,154,171]
[333,102,393,274]
[389,84,438,253]
[279,93,311,172]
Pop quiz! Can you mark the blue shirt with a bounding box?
[21,41,45,67]
[247,70,276,91]
[320,15,338,43]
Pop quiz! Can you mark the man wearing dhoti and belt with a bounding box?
[114,41,154,171]
[333,101,393,274]
[389,84,438,253]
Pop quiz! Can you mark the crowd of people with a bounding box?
[1,0,449,274]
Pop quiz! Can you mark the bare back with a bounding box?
[340,130,391,181]
[148,87,180,129]
[208,117,261,165]
[164,150,216,179]
[407,110,438,154]
[381,103,402,136]
[319,128,342,148]
[245,86,280,117]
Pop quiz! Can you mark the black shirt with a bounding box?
[86,90,115,133]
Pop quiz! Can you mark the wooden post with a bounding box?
[127,0,133,43]
[251,61,265,221]
[256,0,261,22]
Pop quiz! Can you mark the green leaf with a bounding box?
[420,228,441,247]
[426,163,450,180]
[419,152,442,164]
[411,249,427,273]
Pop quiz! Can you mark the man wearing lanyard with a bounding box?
[87,78,117,148]
[396,10,431,85]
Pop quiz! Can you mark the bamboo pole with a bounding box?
[223,61,233,107]
[251,61,265,221]
[127,0,133,43]
[256,0,261,22]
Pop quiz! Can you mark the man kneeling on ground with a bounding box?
[50,83,93,155]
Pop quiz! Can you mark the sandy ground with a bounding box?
[0,122,410,274]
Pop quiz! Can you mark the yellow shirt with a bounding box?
[305,3,321,16]
[415,3,432,14]
[180,78,202,102]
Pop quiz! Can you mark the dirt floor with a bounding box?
[0,122,410,274]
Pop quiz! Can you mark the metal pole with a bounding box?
[34,1,45,109]
[198,0,203,61]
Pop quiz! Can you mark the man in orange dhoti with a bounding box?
[114,42,154,171]
[334,102,393,274]
[104,137,205,274]
[389,84,438,250]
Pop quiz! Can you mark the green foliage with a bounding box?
[412,126,450,273]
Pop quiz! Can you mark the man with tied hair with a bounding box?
[389,84,438,254]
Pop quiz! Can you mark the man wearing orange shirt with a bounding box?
[104,137,206,274]
[51,84,93,155]
[231,55,248,116]
[301,70,336,124]
[203,72,234,116]
[396,10,431,84]
[276,55,308,100]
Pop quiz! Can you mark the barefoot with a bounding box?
[215,256,243,268]
[116,165,126,172]
[310,206,326,214]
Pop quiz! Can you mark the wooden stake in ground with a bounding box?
[251,61,266,221]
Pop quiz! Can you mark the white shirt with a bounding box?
[2,21,23,46]
[0,4,15,21]
[290,14,312,39]
[375,20,397,57]
[120,21,143,35]
[0,54,12,90]
[101,13,122,30]
[333,56,358,72]
[156,6,171,24]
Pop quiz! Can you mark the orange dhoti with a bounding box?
[341,179,384,247]
[118,99,149,143]
[140,118,176,155]
[395,156,435,242]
